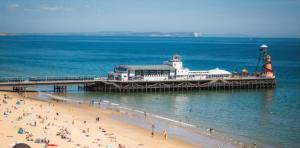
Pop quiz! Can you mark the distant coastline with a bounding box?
[2,32,299,39]
[0,31,254,38]
[0,32,9,36]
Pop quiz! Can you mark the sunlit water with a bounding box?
[0,36,299,147]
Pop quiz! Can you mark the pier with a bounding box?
[85,77,276,92]
[0,76,97,92]
[0,76,275,93]
[0,45,276,93]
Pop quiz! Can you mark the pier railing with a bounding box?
[0,75,275,92]
[0,75,97,83]
[0,75,273,83]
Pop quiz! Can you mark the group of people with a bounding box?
[144,111,168,140]
[151,124,168,140]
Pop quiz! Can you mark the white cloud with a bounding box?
[39,5,75,12]
[7,4,20,9]
[6,3,75,12]
[20,5,75,12]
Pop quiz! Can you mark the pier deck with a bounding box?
[85,77,276,92]
[0,76,275,92]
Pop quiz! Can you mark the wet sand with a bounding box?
[0,91,197,148]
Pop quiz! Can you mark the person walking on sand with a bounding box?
[163,130,168,140]
[151,124,155,137]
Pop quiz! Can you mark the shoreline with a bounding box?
[43,93,240,148]
[1,90,275,148]
[0,91,198,148]
[0,90,274,148]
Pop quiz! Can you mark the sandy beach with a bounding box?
[0,91,197,148]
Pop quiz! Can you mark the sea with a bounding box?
[0,35,299,147]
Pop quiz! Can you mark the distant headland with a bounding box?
[0,32,9,36]
[0,31,252,38]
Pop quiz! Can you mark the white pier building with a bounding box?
[108,55,231,81]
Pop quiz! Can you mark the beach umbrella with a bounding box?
[17,128,24,134]
[12,143,31,148]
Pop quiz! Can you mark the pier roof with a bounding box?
[117,65,176,71]
[208,68,231,75]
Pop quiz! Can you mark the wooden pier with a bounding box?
[0,76,275,93]
[0,76,96,92]
[85,77,276,92]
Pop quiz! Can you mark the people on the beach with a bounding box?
[151,124,155,137]
[208,128,215,133]
[163,130,168,140]
[44,137,50,146]
[118,143,126,148]
[89,100,96,106]
[3,99,7,104]
[1,92,194,148]
[144,111,147,120]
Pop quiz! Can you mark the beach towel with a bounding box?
[47,144,58,147]
[34,138,42,143]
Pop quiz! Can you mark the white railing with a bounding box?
[0,75,98,83]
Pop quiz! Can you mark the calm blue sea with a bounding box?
[0,36,299,147]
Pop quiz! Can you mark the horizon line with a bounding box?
[0,31,299,39]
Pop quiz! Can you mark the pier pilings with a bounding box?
[85,78,276,93]
[12,86,26,92]
[54,85,67,93]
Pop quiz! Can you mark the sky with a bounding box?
[0,0,300,37]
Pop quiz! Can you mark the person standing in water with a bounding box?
[144,111,147,120]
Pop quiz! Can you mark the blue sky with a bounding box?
[0,0,300,37]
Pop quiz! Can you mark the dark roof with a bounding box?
[116,65,175,71]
